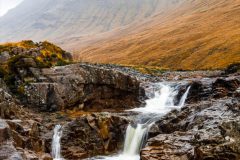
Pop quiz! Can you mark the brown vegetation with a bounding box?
[0,40,72,67]
[75,0,240,70]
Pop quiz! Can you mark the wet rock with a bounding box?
[186,76,240,103]
[24,63,144,111]
[142,98,240,160]
[141,132,194,160]
[61,113,129,159]
[212,78,240,98]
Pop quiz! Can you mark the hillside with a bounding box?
[75,0,240,70]
[0,0,182,43]
[1,0,239,70]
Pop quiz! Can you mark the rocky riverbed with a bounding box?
[0,44,240,159]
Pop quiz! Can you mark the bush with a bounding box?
[35,58,50,68]
[7,55,30,72]
[0,67,7,78]
[51,53,58,58]
[20,40,36,48]
[17,85,25,95]
[4,73,16,88]
[55,60,69,66]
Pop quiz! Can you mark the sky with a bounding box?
[0,0,23,16]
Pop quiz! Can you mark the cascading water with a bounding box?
[90,83,191,160]
[123,124,147,155]
[179,85,191,108]
[52,125,63,160]
[129,83,180,114]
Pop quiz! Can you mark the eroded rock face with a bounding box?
[0,118,23,160]
[141,75,240,160]
[24,63,144,111]
[61,113,129,159]
[0,80,52,160]
[186,76,240,103]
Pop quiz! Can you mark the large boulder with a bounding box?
[24,63,144,111]
[61,113,129,159]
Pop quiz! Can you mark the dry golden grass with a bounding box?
[0,40,37,51]
[122,64,168,75]
[75,0,240,70]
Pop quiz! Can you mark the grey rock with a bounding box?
[20,58,37,68]
[0,51,10,64]
[24,63,144,111]
[0,119,11,143]
[142,98,240,159]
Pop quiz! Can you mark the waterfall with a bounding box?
[52,125,63,160]
[178,86,191,108]
[87,83,191,160]
[123,124,148,155]
[129,83,187,114]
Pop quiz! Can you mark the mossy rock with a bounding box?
[0,40,73,95]
[0,40,73,67]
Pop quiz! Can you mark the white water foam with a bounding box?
[52,125,63,160]
[130,83,191,114]
[89,83,191,160]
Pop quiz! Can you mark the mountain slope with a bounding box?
[0,0,183,43]
[76,0,240,70]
